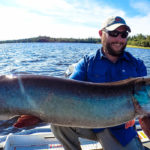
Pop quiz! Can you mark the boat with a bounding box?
[0,122,150,150]
[0,124,102,150]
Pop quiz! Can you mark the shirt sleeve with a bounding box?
[69,57,87,81]
[136,59,147,76]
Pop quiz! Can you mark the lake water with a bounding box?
[0,42,149,140]
[0,42,150,77]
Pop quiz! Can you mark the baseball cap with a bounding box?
[101,16,131,32]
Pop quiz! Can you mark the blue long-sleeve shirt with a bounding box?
[69,49,147,146]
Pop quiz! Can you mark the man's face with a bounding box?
[102,26,128,57]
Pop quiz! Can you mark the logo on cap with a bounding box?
[115,17,122,22]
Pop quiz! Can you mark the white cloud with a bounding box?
[127,13,150,36]
[15,0,72,11]
[130,0,150,14]
[0,5,55,40]
[13,0,125,26]
[0,0,150,40]
[125,0,150,36]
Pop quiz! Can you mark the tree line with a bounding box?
[0,34,150,47]
[128,34,150,47]
[0,36,100,44]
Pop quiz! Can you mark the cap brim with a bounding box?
[105,23,131,32]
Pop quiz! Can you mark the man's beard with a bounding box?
[105,42,127,57]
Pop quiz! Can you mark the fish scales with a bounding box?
[0,75,149,128]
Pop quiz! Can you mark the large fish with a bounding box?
[0,74,149,128]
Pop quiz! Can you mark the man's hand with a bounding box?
[139,115,150,138]
[13,115,42,128]
[125,120,135,129]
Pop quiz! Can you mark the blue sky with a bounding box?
[0,0,150,40]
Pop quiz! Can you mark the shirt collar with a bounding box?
[98,48,106,59]
[100,48,105,58]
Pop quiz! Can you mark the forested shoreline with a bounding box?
[0,34,150,48]
[0,36,100,44]
[128,34,150,47]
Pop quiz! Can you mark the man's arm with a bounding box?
[139,115,150,138]
[69,57,88,81]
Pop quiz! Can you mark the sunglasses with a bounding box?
[103,29,129,38]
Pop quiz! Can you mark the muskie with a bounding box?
[0,75,149,128]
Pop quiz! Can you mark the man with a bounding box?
[14,16,147,150]
[50,16,147,150]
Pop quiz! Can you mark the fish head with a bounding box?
[133,77,150,115]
